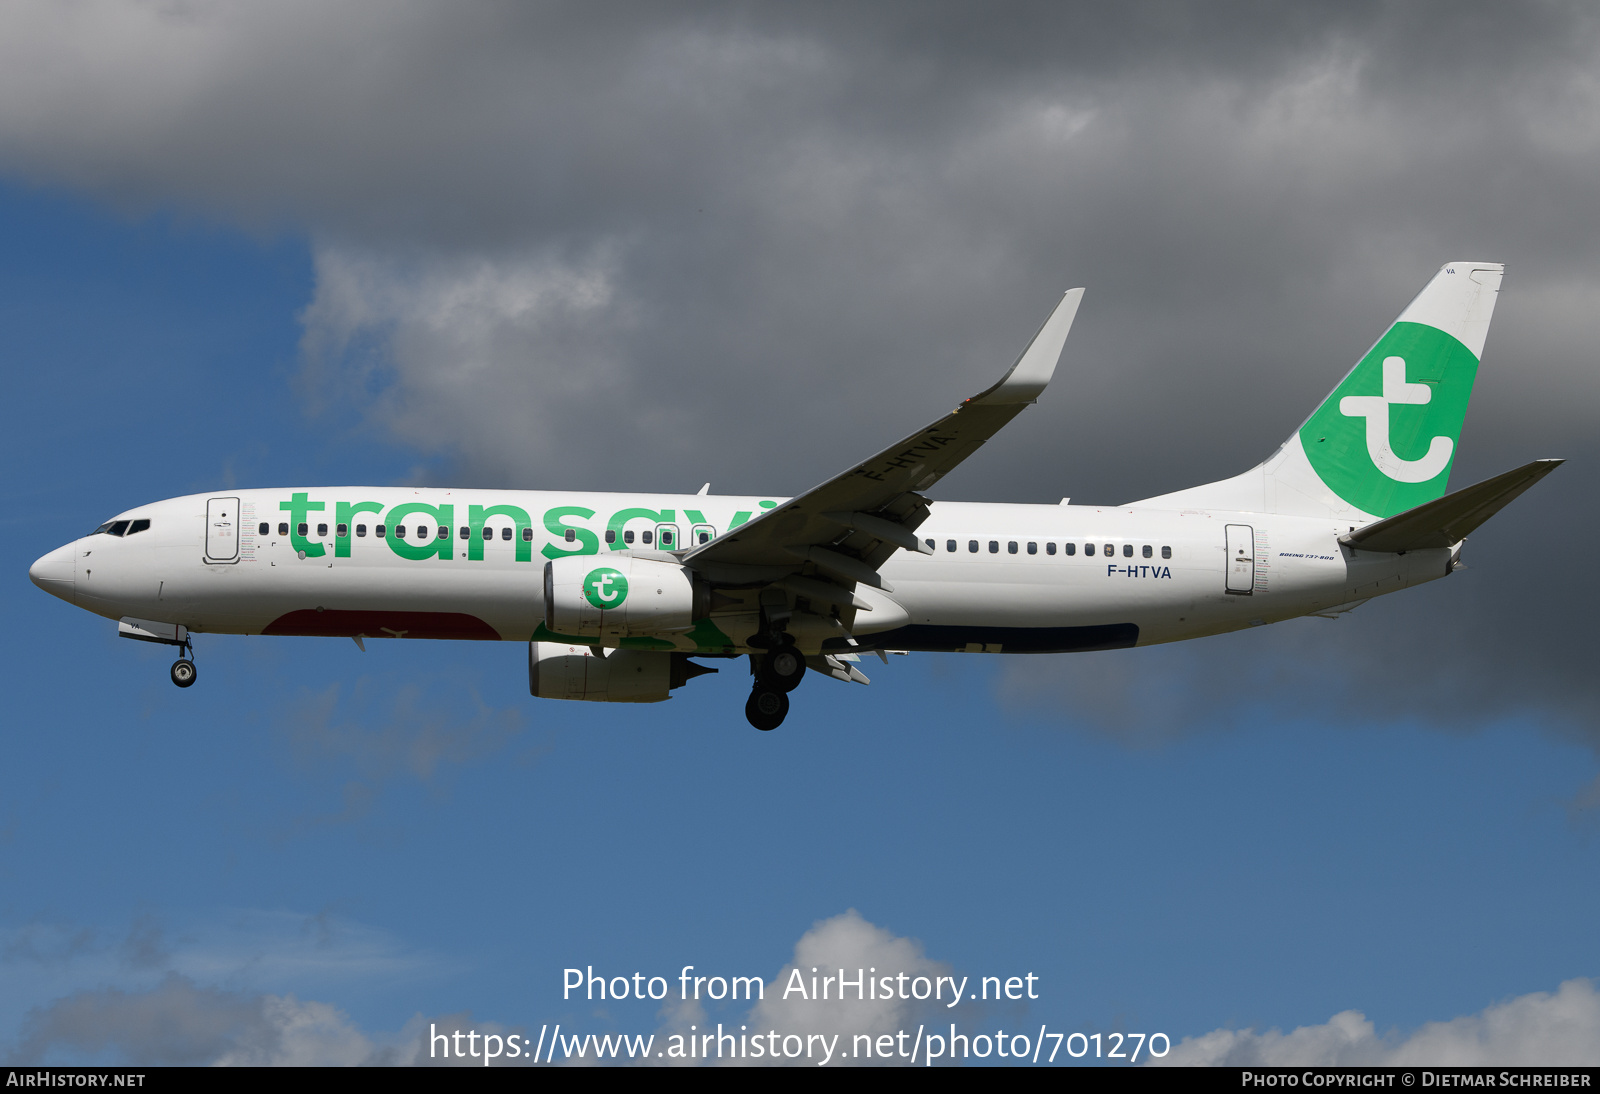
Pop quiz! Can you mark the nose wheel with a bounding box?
[170,658,197,688]
[745,685,789,731]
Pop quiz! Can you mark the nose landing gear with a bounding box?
[169,632,197,688]
[170,658,197,688]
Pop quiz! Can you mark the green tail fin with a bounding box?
[1298,262,1502,517]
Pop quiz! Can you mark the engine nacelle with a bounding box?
[544,556,703,638]
[529,642,713,703]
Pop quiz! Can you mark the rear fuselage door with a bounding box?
[1225,523,1255,594]
[206,496,240,563]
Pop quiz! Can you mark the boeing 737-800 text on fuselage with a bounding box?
[30,263,1559,729]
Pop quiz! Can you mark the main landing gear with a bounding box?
[745,639,805,731]
[745,686,788,731]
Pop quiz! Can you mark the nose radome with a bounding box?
[29,543,75,604]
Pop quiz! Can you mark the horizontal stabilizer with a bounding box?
[1340,459,1562,553]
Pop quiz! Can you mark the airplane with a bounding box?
[29,261,1560,730]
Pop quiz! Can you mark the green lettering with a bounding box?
[334,500,384,558]
[384,502,455,561]
[542,506,599,560]
[607,508,675,550]
[278,492,327,558]
[469,503,535,561]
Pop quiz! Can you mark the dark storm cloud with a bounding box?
[0,1,1594,732]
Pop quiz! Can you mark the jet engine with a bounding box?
[544,556,708,638]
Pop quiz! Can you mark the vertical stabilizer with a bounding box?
[1130,262,1503,520]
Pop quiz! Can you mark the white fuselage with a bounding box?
[30,487,1452,656]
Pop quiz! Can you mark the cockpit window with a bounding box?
[127,519,151,535]
[104,520,130,537]
[92,521,115,535]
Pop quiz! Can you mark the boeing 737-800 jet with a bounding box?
[30,262,1559,729]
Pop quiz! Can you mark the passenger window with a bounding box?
[337,523,348,538]
[1027,541,1037,555]
[317,523,328,538]
[624,530,635,544]
[988,540,999,553]
[968,540,978,553]
[924,538,934,550]
[1007,541,1017,554]
[500,527,512,540]
[1123,544,1133,558]
[278,523,289,536]
[459,526,470,540]
[564,529,576,543]
[698,530,711,544]
[108,520,129,536]
[375,525,386,538]
[1046,542,1057,555]
[357,525,368,537]
[395,525,406,539]
[692,524,715,546]
[1105,543,1114,556]
[258,522,269,535]
[947,540,957,552]
[522,528,533,542]
[297,523,308,537]
[1162,545,1171,559]
[605,529,617,544]
[437,526,449,540]
[642,529,654,545]
[1142,544,1152,558]
[658,527,675,548]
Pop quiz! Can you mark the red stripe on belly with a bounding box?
[262,609,503,640]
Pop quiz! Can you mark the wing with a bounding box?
[683,289,1084,593]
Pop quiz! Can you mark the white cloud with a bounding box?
[739,909,956,1065]
[12,908,1598,1068]
[1156,979,1600,1066]
[11,973,377,1066]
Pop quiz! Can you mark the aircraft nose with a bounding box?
[29,543,76,604]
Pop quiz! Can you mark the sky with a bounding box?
[2,0,1599,1067]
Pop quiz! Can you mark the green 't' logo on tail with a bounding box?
[1299,321,1480,518]
[583,567,629,609]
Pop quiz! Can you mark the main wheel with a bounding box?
[745,686,789,731]
[762,644,806,692]
[170,659,197,688]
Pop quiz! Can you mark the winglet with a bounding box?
[968,288,1084,405]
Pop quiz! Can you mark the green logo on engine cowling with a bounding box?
[1299,321,1479,518]
[583,567,629,609]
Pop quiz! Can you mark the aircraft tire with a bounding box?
[745,686,788,731]
[170,659,197,688]
[762,645,805,692]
